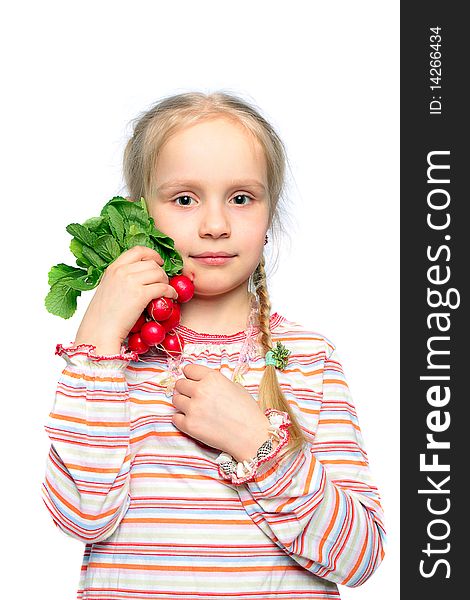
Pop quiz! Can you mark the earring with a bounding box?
[264,234,268,245]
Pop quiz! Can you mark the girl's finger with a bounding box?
[114,245,164,267]
[130,267,171,288]
[126,259,166,276]
[126,260,169,283]
[142,282,179,302]
[173,377,193,397]
[172,393,190,414]
[180,363,206,381]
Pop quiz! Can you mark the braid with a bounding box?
[253,256,307,460]
[253,257,272,351]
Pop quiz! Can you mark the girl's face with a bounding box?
[149,117,270,297]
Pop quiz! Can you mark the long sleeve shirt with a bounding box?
[41,311,386,599]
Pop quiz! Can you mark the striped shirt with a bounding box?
[41,312,386,599]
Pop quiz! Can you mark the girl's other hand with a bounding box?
[172,363,273,462]
[73,245,179,355]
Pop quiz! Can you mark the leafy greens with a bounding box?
[45,196,183,319]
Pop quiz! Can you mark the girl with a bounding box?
[41,91,386,599]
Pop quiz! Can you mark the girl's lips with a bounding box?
[191,256,235,265]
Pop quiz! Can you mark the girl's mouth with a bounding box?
[191,256,235,265]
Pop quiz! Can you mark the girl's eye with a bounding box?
[173,194,252,206]
[173,195,194,207]
[231,194,252,205]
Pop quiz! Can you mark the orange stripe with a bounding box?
[283,367,324,377]
[322,459,368,466]
[129,397,173,407]
[341,524,369,585]
[275,335,329,344]
[48,413,129,427]
[122,517,253,526]
[45,477,121,520]
[276,448,317,512]
[131,472,214,482]
[126,365,164,374]
[318,485,340,563]
[130,430,183,444]
[304,559,315,569]
[63,457,130,474]
[319,419,361,431]
[63,369,126,383]
[277,496,297,512]
[301,408,320,416]
[323,378,348,387]
[88,562,303,573]
[303,451,317,494]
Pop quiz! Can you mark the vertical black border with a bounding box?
[401,3,467,596]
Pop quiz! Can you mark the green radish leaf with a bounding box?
[82,216,105,231]
[48,263,86,287]
[164,256,183,277]
[103,205,125,246]
[89,217,113,237]
[149,226,173,240]
[70,239,90,265]
[45,282,81,319]
[94,234,122,262]
[155,243,183,276]
[125,233,152,249]
[149,231,177,250]
[59,274,101,291]
[127,222,148,237]
[66,223,99,247]
[138,196,149,215]
[104,197,149,227]
[82,245,108,268]
[86,266,104,286]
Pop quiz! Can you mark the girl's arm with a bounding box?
[234,345,386,588]
[40,343,137,544]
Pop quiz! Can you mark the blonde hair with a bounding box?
[122,91,306,460]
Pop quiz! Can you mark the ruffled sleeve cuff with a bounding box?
[215,409,293,485]
[55,343,139,372]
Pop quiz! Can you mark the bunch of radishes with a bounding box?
[127,274,195,356]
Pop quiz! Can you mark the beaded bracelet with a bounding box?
[215,408,292,485]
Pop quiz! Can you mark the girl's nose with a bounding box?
[198,197,231,238]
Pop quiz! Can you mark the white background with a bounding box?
[1,1,399,598]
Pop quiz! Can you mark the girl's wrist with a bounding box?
[73,336,123,357]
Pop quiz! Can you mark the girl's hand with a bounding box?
[172,364,273,462]
[74,245,179,355]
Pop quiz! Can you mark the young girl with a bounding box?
[41,91,386,599]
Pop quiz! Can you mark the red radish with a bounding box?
[130,312,146,333]
[140,320,166,346]
[169,275,194,303]
[161,331,184,356]
[128,332,149,354]
[147,297,173,321]
[162,301,181,332]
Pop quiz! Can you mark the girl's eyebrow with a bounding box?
[156,179,267,193]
